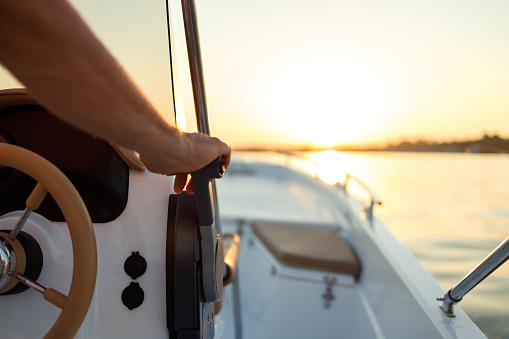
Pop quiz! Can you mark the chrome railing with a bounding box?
[181,0,211,135]
[438,236,509,317]
[340,173,382,226]
[278,151,382,225]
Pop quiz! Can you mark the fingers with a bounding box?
[173,174,195,194]
[221,146,232,171]
[173,174,189,194]
[214,139,231,174]
[198,134,231,171]
[186,178,194,194]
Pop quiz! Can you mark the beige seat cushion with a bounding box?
[252,221,360,277]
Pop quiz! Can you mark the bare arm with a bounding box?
[0,0,230,192]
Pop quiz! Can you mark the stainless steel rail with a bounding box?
[341,173,382,226]
[278,151,382,225]
[181,0,210,135]
[181,0,221,234]
[438,236,509,317]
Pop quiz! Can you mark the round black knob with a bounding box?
[124,251,147,280]
[121,282,144,310]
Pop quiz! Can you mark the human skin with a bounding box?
[0,0,231,193]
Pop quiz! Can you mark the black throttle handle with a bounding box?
[191,157,224,227]
[190,156,225,302]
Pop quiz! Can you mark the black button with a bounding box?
[124,251,147,280]
[121,282,144,310]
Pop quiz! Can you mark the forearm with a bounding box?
[0,0,188,169]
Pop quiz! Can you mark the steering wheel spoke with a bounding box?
[9,183,48,240]
[16,274,68,309]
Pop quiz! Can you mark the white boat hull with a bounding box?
[0,154,486,338]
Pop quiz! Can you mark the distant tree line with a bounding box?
[369,134,509,153]
[237,134,509,153]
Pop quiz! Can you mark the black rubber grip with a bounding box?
[190,157,224,226]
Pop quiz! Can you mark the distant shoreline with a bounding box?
[235,134,509,154]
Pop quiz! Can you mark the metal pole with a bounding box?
[438,236,509,317]
[180,0,222,235]
[180,0,210,135]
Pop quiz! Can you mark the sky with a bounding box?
[1,0,509,149]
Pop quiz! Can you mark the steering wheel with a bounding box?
[0,143,97,339]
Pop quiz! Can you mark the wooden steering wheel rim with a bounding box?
[0,143,97,339]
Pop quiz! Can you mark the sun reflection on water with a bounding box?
[308,150,347,185]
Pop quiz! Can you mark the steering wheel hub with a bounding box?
[0,240,15,289]
[0,233,26,293]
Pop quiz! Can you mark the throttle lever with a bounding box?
[190,157,224,302]
[191,157,224,227]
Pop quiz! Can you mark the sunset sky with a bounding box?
[1,0,508,149]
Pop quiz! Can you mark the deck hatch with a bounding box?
[251,221,360,277]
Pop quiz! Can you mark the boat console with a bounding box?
[0,89,239,338]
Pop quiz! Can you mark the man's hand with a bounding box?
[139,132,231,194]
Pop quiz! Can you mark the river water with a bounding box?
[307,151,509,338]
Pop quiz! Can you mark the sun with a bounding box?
[259,52,395,147]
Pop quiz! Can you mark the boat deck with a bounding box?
[216,156,486,339]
